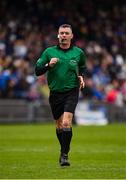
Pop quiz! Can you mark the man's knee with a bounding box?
[62,112,73,128]
[62,120,71,128]
[56,115,63,129]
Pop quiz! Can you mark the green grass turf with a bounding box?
[0,123,126,179]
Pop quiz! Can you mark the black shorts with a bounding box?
[49,87,79,120]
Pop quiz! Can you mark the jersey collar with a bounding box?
[57,44,73,51]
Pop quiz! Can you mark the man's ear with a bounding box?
[57,34,60,38]
[71,33,73,39]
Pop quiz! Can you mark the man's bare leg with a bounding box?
[60,112,73,166]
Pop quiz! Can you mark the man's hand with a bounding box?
[78,76,85,89]
[49,58,59,67]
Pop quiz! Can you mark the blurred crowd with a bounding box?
[0,0,126,106]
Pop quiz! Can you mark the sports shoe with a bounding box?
[60,153,70,166]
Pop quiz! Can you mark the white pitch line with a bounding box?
[0,147,47,152]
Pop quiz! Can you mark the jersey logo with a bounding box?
[69,59,78,65]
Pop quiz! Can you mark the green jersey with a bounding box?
[35,45,86,92]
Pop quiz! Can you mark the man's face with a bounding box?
[58,27,73,44]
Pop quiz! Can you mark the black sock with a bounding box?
[62,128,72,155]
[56,128,63,149]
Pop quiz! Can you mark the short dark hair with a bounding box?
[59,24,72,31]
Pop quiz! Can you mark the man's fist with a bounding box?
[49,58,59,67]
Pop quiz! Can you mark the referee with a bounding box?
[35,24,86,166]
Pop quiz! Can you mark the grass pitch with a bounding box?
[0,123,126,179]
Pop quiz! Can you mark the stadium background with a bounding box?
[0,0,126,123]
[0,0,126,179]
